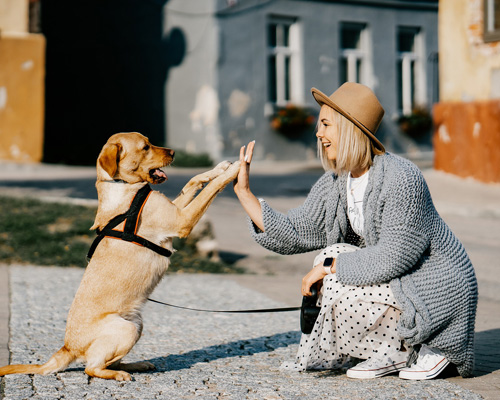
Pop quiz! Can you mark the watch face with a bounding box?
[323,257,334,267]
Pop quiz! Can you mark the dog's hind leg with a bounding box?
[85,365,132,381]
[83,316,141,381]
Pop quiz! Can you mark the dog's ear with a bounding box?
[98,143,121,179]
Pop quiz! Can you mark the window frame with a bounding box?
[266,16,303,107]
[339,22,368,85]
[484,0,500,42]
[396,26,426,116]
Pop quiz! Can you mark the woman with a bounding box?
[233,83,477,380]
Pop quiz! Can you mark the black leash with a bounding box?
[147,297,301,313]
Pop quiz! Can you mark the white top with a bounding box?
[347,170,369,237]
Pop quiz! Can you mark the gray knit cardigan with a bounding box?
[249,152,477,377]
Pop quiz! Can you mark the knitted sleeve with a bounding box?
[247,172,333,254]
[336,166,431,285]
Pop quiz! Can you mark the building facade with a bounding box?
[164,0,439,162]
[433,0,500,183]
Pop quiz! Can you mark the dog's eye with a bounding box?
[143,144,150,151]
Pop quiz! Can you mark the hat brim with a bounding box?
[311,87,385,152]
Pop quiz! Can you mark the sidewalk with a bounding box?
[1,158,500,399]
[1,266,483,400]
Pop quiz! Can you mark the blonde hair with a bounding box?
[317,107,384,174]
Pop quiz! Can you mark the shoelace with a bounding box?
[358,357,390,368]
[411,347,440,369]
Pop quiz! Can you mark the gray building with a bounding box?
[164,0,438,163]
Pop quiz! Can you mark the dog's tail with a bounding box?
[0,346,75,376]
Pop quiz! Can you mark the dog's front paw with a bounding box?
[225,160,241,178]
[214,160,232,174]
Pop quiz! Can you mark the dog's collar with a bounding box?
[87,184,172,260]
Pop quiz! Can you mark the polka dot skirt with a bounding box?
[281,244,403,371]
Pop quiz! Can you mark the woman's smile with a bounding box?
[316,105,339,161]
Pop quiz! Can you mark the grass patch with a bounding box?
[0,196,96,267]
[0,196,243,273]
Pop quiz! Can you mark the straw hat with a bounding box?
[311,83,385,152]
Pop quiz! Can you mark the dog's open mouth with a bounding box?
[149,168,168,184]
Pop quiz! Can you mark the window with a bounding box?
[339,23,367,84]
[267,17,302,105]
[484,0,500,42]
[397,27,425,115]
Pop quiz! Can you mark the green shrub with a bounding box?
[172,150,214,168]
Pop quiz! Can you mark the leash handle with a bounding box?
[147,298,300,313]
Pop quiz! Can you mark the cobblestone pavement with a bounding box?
[1,266,482,400]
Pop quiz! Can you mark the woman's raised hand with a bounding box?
[233,140,255,196]
[232,141,265,231]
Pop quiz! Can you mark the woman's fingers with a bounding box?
[244,140,255,163]
[238,141,255,165]
[302,282,311,296]
[239,145,246,162]
[302,273,314,296]
[301,265,327,296]
[234,142,253,192]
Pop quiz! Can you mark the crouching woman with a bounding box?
[233,83,477,380]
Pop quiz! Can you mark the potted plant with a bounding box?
[270,104,316,139]
[398,106,433,139]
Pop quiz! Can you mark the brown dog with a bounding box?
[0,132,240,381]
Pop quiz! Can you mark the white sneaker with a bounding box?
[346,351,408,379]
[399,345,450,380]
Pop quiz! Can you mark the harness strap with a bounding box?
[87,184,172,261]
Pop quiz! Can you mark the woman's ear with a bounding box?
[98,143,121,179]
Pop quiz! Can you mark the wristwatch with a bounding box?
[323,257,334,274]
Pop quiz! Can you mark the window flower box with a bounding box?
[270,104,316,139]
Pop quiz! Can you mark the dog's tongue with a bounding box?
[153,168,168,181]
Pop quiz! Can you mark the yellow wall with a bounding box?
[0,0,45,163]
[0,0,28,33]
[0,33,45,162]
[439,0,500,101]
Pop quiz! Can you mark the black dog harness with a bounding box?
[87,184,172,260]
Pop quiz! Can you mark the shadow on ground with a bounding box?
[145,331,300,372]
[473,329,500,377]
[57,330,498,385]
